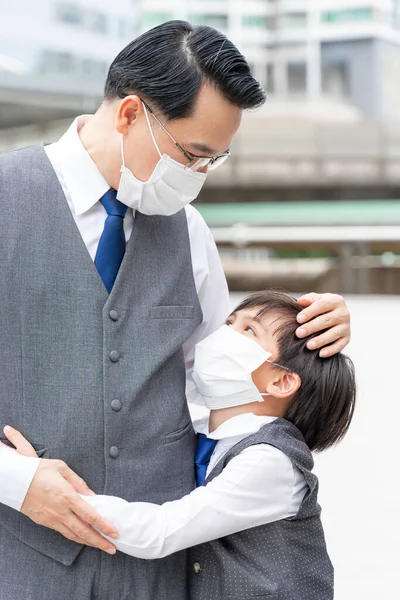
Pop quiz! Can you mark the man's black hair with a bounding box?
[104,20,266,120]
[233,290,356,452]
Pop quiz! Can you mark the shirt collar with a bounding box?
[206,413,278,441]
[48,115,111,216]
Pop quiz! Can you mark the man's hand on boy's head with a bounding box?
[295,293,351,358]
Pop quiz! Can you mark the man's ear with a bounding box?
[115,95,142,134]
[266,371,301,400]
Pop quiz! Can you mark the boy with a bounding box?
[1,290,356,600]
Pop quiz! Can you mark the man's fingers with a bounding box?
[297,292,321,309]
[73,497,119,539]
[318,338,348,358]
[67,514,116,554]
[300,325,347,352]
[297,297,337,324]
[297,293,348,325]
[56,524,94,547]
[60,463,95,496]
[3,426,37,457]
[296,310,344,339]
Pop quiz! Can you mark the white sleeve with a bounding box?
[183,205,230,425]
[81,444,300,560]
[0,447,41,511]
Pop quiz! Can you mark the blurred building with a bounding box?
[137,0,270,91]
[0,0,138,127]
[138,0,400,121]
[1,0,399,294]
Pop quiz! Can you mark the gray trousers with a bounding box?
[0,525,188,600]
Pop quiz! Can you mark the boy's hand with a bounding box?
[296,293,351,358]
[0,426,119,553]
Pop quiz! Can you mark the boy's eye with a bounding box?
[225,320,255,335]
[245,326,256,336]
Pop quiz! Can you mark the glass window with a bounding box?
[87,12,108,35]
[288,62,306,93]
[322,61,349,98]
[142,12,173,28]
[321,8,373,24]
[55,2,83,26]
[119,19,136,39]
[188,14,228,29]
[266,63,275,93]
[81,58,108,79]
[243,15,269,29]
[39,50,75,74]
[280,12,307,29]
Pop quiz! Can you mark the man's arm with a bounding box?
[183,207,230,424]
[0,429,118,553]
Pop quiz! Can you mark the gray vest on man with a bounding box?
[189,418,334,600]
[0,145,203,599]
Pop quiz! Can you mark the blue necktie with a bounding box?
[195,433,218,487]
[95,189,128,294]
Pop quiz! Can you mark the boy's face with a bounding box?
[226,307,286,393]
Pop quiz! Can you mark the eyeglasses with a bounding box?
[141,100,231,172]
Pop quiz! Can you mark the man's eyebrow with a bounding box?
[187,141,219,156]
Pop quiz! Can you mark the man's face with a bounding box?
[117,83,242,182]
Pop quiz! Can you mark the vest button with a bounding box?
[111,399,122,412]
[110,350,120,362]
[193,562,201,574]
[109,446,119,458]
[109,310,119,322]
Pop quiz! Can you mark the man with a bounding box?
[0,21,351,600]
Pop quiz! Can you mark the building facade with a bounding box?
[137,0,400,120]
[0,0,137,98]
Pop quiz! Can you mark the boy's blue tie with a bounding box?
[95,189,128,293]
[195,433,218,487]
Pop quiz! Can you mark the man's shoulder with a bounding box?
[0,144,43,170]
[185,204,209,232]
[184,204,215,249]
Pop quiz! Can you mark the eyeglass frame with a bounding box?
[140,99,231,172]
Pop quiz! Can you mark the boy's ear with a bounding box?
[266,371,301,400]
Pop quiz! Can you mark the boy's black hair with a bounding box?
[233,290,356,452]
[104,20,266,120]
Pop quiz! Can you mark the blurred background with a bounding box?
[0,1,398,598]
[2,0,400,294]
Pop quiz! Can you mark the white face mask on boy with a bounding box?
[192,325,275,410]
[116,103,207,216]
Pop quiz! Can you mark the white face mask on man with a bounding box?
[192,325,278,411]
[116,102,207,216]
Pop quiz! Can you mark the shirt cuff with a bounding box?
[0,447,41,511]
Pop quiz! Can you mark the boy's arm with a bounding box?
[81,444,299,559]
[0,446,41,510]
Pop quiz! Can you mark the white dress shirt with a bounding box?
[0,116,229,512]
[81,413,307,559]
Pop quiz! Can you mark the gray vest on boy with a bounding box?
[189,418,334,600]
[0,145,202,599]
